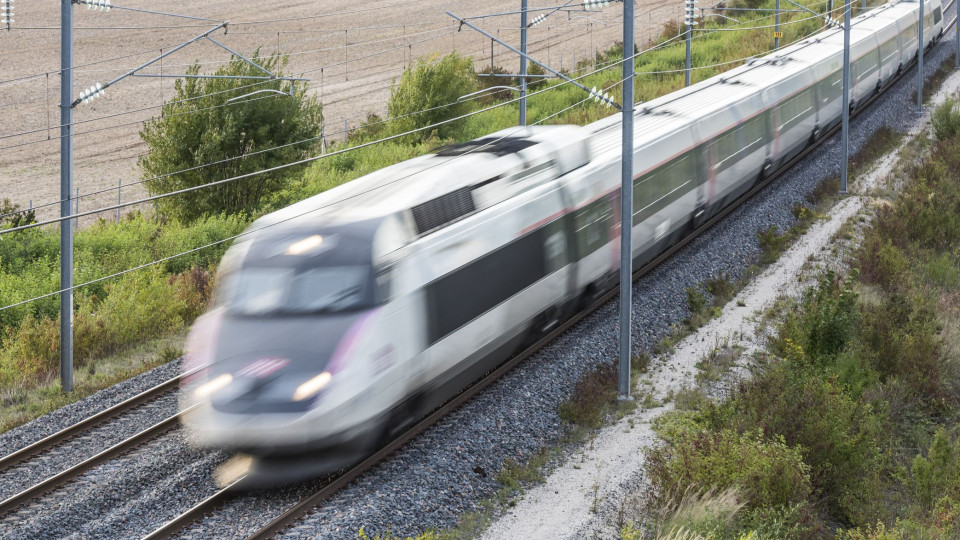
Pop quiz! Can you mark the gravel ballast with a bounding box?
[0,22,955,539]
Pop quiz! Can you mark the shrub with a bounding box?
[801,271,859,362]
[858,237,911,289]
[139,51,323,223]
[73,268,191,364]
[558,361,617,429]
[645,429,812,511]
[911,428,960,510]
[0,314,60,385]
[860,292,945,402]
[386,52,478,141]
[931,97,960,142]
[836,522,905,540]
[729,358,887,524]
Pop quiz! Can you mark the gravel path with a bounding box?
[0,19,955,540]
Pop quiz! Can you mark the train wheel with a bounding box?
[761,160,774,180]
[810,126,822,145]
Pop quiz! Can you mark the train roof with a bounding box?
[251,125,591,236]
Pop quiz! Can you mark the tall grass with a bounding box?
[642,100,960,538]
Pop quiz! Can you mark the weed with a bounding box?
[932,96,960,142]
[642,393,661,409]
[673,386,710,411]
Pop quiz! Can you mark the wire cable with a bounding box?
[0,0,844,217]
[0,0,800,216]
[0,0,896,312]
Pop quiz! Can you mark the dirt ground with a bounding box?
[0,0,682,224]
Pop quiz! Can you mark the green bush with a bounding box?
[0,266,208,384]
[0,314,61,384]
[645,429,812,511]
[912,428,960,510]
[800,271,859,362]
[860,292,945,401]
[386,52,478,141]
[729,358,887,524]
[931,97,960,142]
[139,51,323,223]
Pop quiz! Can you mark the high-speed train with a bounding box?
[180,0,943,483]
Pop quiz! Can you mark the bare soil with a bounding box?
[0,0,682,225]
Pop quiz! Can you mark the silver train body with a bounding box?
[180,0,942,476]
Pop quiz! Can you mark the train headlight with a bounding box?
[285,234,323,255]
[292,371,332,401]
[193,374,233,399]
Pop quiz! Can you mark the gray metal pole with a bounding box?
[520,0,528,126]
[117,179,121,223]
[619,0,635,400]
[59,0,74,393]
[862,0,866,13]
[685,25,692,86]
[955,17,959,69]
[775,0,781,50]
[919,0,925,111]
[841,0,850,195]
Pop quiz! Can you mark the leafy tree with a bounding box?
[139,51,322,223]
[386,52,478,141]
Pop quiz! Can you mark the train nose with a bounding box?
[195,310,372,413]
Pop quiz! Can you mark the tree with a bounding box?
[386,52,478,141]
[139,51,323,223]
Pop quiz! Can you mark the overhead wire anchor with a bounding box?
[83,0,111,12]
[1,0,14,29]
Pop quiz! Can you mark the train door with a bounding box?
[375,259,427,407]
[419,225,496,387]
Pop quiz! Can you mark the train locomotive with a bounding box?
[179,0,944,486]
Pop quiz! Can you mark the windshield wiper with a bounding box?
[309,285,364,312]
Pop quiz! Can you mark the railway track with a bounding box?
[0,26,944,537]
[0,375,183,517]
[140,39,940,539]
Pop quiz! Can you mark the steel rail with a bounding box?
[0,375,180,471]
[140,480,241,540]
[141,32,942,539]
[0,413,181,517]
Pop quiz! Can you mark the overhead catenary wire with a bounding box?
[0,44,670,236]
[0,14,725,215]
[0,20,580,146]
[0,0,879,313]
[0,65,631,314]
[0,0,832,218]
[0,4,840,231]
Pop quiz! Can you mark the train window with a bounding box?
[853,53,878,82]
[222,266,374,315]
[900,24,917,45]
[777,90,813,132]
[221,268,293,315]
[712,129,740,171]
[289,267,371,312]
[818,71,842,104]
[880,38,899,66]
[374,266,392,303]
[574,200,609,257]
[741,115,766,154]
[934,7,942,24]
[633,155,693,223]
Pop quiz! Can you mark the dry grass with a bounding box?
[0,330,185,433]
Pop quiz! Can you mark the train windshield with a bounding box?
[221,266,373,315]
